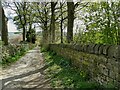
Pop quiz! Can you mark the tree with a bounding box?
[59,2,67,43]
[0,1,2,39]
[13,2,29,41]
[50,2,57,43]
[32,2,51,44]
[1,1,8,45]
[26,28,36,43]
[67,2,74,43]
[66,1,83,43]
[75,1,119,45]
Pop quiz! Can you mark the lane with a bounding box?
[0,46,51,89]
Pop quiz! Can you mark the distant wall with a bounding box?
[49,44,120,88]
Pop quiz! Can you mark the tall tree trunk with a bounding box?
[67,2,74,43]
[118,24,120,45]
[23,25,26,41]
[43,21,49,44]
[60,19,63,43]
[0,1,2,37]
[50,2,56,43]
[60,2,63,43]
[22,2,27,41]
[1,8,8,45]
[51,14,55,43]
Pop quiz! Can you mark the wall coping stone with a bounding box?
[49,44,120,60]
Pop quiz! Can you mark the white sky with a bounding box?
[7,19,18,32]
[4,7,18,32]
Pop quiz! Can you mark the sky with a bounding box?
[7,19,18,32]
[4,7,18,32]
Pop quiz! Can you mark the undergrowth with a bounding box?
[41,47,102,89]
[1,43,35,68]
[1,50,26,68]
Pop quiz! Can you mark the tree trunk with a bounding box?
[67,2,74,43]
[0,1,2,36]
[22,2,27,42]
[43,21,49,44]
[118,24,120,45]
[23,25,26,41]
[60,19,63,43]
[51,2,56,43]
[60,2,63,43]
[1,8,8,45]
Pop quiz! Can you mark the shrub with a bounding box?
[26,29,36,44]
[1,43,35,66]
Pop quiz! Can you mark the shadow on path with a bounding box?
[1,62,49,89]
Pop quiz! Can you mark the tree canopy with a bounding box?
[1,1,120,45]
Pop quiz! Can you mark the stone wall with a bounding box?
[49,44,120,88]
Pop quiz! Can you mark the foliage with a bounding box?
[1,6,8,45]
[26,29,36,43]
[11,2,36,41]
[74,1,120,45]
[5,1,120,45]
[42,48,102,88]
[0,43,35,67]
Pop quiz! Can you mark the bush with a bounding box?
[26,29,36,44]
[1,43,35,66]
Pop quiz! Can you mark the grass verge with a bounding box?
[41,47,102,89]
[1,44,35,68]
[1,51,27,68]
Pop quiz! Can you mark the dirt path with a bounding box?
[0,46,51,90]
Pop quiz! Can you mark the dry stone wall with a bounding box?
[49,44,120,88]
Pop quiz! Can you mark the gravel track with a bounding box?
[0,46,51,90]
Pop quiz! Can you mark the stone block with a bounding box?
[67,45,74,49]
[99,56,108,64]
[99,64,109,76]
[103,45,110,55]
[94,44,101,54]
[107,59,119,69]
[99,64,105,70]
[115,81,120,89]
[106,63,114,71]
[114,66,119,74]
[108,45,120,59]
[118,73,120,81]
[103,68,109,76]
[87,44,96,54]
[98,45,104,54]
[83,44,89,52]
[79,44,84,51]
[109,70,116,79]
[74,44,81,51]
